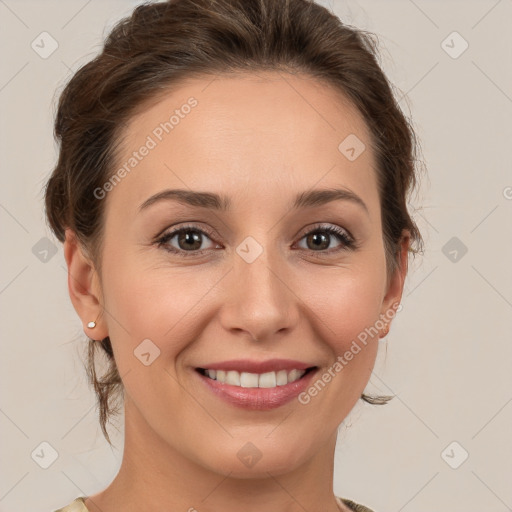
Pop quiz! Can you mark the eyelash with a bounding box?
[155,223,357,258]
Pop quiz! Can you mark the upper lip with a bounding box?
[196,359,317,374]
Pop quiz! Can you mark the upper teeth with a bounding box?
[204,369,307,388]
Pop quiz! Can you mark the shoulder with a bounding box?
[337,496,376,512]
[53,497,89,512]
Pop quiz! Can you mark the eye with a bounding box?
[295,224,356,254]
[155,222,357,258]
[156,224,220,257]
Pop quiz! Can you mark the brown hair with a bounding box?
[44,0,424,445]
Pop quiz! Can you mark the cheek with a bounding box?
[289,262,386,420]
[301,263,386,350]
[101,252,221,371]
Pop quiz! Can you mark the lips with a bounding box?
[194,359,319,411]
[194,359,319,410]
[196,369,318,410]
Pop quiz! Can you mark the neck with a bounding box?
[85,398,344,512]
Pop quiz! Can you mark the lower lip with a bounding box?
[195,368,318,410]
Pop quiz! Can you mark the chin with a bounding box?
[200,440,310,478]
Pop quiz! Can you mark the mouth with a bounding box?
[194,366,319,410]
[195,366,318,388]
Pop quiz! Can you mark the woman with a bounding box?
[45,0,423,510]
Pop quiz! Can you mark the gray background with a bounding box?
[1,0,511,511]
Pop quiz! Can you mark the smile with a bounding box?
[196,367,316,388]
[194,365,319,410]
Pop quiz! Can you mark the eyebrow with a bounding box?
[138,187,369,215]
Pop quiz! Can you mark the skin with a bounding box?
[64,71,409,512]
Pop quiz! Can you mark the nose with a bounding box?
[218,244,300,343]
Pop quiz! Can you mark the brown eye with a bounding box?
[296,225,355,253]
[175,230,204,251]
[157,224,219,257]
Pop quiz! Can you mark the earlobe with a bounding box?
[63,228,107,340]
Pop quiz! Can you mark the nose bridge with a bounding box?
[221,235,298,340]
[238,242,282,301]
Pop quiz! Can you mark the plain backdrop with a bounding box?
[1,1,511,511]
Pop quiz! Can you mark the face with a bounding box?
[69,71,406,477]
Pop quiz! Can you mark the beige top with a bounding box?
[54,496,375,512]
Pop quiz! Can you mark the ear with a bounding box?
[63,228,108,341]
[379,230,410,334]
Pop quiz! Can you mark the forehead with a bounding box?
[107,71,378,216]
